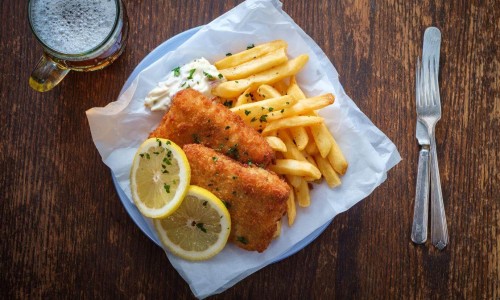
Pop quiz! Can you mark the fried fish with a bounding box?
[183,144,289,252]
[149,88,275,167]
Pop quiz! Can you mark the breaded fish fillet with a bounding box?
[183,144,290,252]
[149,88,274,167]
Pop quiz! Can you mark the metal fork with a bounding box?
[411,60,430,244]
[417,54,449,250]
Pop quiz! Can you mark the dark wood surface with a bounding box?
[1,0,499,298]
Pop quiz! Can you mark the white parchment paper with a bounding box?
[86,0,401,298]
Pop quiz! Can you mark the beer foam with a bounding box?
[30,0,117,55]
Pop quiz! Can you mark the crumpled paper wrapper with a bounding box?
[86,0,401,298]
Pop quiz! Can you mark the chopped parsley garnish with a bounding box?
[192,134,201,144]
[280,109,285,113]
[259,115,268,122]
[187,68,196,80]
[212,156,218,162]
[156,138,162,146]
[268,107,274,112]
[196,223,207,233]
[203,71,214,80]
[226,52,232,56]
[222,201,231,209]
[223,100,233,107]
[153,151,159,155]
[244,110,251,116]
[247,44,255,49]
[172,66,180,77]
[203,201,208,206]
[145,153,150,160]
[250,117,257,122]
[237,236,248,244]
[226,144,239,159]
[164,184,170,193]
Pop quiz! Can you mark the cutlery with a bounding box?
[411,61,430,244]
[417,27,448,249]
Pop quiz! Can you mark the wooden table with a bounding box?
[2,0,498,298]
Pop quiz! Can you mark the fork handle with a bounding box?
[430,137,449,249]
[411,147,430,244]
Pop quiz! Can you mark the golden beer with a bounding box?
[28,0,129,91]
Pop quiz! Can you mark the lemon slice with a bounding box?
[130,138,191,219]
[154,185,231,261]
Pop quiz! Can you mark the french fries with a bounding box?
[269,159,321,179]
[310,123,332,158]
[289,126,309,151]
[230,95,297,125]
[257,84,282,99]
[286,190,296,226]
[262,115,323,134]
[296,179,310,207]
[212,54,309,98]
[219,48,288,80]
[215,40,288,69]
[215,40,348,226]
[265,136,287,152]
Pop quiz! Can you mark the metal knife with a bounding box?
[424,27,449,250]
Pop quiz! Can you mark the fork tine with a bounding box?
[428,58,434,106]
[432,56,441,107]
[426,57,432,107]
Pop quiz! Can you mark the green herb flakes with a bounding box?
[172,66,180,77]
[187,68,196,80]
[237,236,248,244]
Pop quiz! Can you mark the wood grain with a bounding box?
[1,0,498,299]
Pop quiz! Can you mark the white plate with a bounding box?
[112,26,331,261]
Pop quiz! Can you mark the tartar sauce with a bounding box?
[144,57,225,111]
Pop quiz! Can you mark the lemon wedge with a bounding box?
[130,138,191,219]
[154,185,231,261]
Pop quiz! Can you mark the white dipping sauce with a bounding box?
[145,58,225,111]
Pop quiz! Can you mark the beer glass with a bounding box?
[28,0,129,92]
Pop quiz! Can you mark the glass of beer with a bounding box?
[28,0,129,92]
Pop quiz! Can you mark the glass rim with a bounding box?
[27,0,121,58]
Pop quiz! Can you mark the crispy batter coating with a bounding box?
[183,144,289,252]
[149,89,274,167]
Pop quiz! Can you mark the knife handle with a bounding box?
[411,147,430,244]
[430,138,449,249]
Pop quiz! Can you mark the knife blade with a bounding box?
[423,27,449,250]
